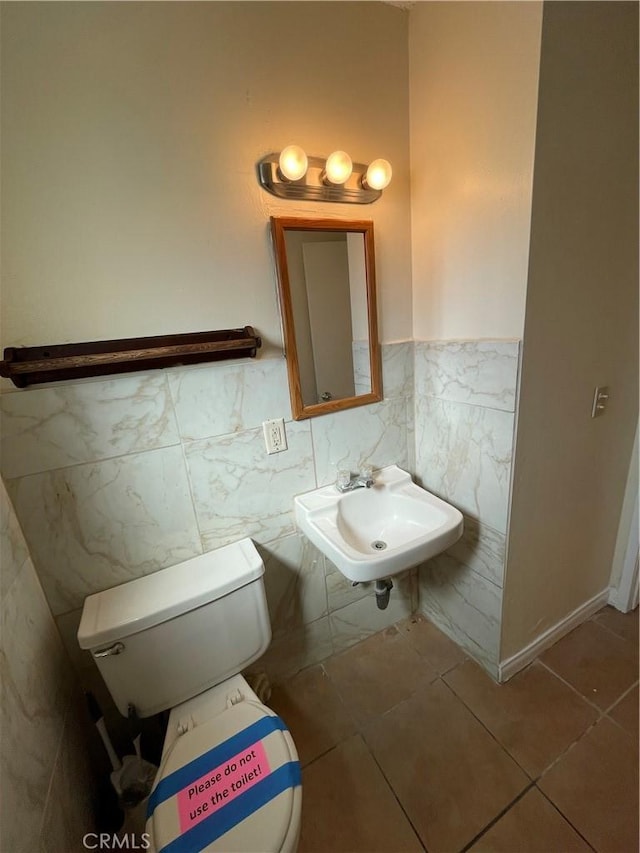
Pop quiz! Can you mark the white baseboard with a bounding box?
[498,588,610,683]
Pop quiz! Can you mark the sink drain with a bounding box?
[371,540,387,551]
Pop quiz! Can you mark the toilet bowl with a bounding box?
[78,539,302,852]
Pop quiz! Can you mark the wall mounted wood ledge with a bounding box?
[0,327,262,388]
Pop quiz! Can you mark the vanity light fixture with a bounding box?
[278,144,308,182]
[258,146,392,204]
[322,150,353,185]
[363,158,393,191]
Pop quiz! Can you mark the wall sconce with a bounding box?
[258,146,392,204]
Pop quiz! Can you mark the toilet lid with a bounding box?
[146,701,301,852]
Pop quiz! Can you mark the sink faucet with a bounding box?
[336,466,375,493]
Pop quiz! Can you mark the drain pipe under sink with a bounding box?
[375,578,393,610]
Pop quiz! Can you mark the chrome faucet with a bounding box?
[336,466,375,493]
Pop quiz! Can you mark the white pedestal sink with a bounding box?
[294,465,463,583]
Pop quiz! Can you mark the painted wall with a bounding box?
[0,1,411,355]
[0,481,95,852]
[409,1,542,341]
[501,1,639,659]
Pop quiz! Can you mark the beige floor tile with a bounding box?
[607,683,639,742]
[323,626,437,726]
[297,734,423,853]
[396,613,467,674]
[268,665,357,767]
[468,787,592,852]
[364,680,528,853]
[540,620,638,710]
[593,604,639,645]
[444,660,598,777]
[539,717,639,853]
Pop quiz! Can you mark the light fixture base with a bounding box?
[257,155,382,204]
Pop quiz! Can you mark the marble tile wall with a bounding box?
[1,342,415,687]
[0,480,95,852]
[414,340,520,677]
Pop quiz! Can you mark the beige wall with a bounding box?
[501,2,639,659]
[0,1,411,355]
[409,1,542,341]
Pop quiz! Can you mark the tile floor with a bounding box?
[269,605,639,853]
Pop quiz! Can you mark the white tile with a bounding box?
[168,357,291,441]
[352,341,372,396]
[311,398,409,488]
[415,340,519,412]
[405,396,416,476]
[329,571,414,655]
[55,609,93,673]
[7,446,202,615]
[325,562,372,612]
[0,480,29,597]
[258,534,328,640]
[381,341,414,399]
[1,373,179,479]
[41,694,95,850]
[252,616,333,684]
[187,422,316,550]
[448,515,506,588]
[0,558,74,853]
[419,552,502,674]
[415,396,514,533]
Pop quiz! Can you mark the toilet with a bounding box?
[77,538,302,853]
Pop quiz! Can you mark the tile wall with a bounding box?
[0,480,95,852]
[1,342,416,688]
[1,338,517,691]
[413,341,520,677]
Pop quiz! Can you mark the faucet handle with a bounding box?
[336,469,351,490]
[359,463,373,481]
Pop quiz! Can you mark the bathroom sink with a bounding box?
[294,465,463,583]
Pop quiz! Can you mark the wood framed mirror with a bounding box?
[270,217,382,420]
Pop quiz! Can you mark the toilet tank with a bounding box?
[77,538,271,717]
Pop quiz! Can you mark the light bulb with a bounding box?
[363,158,392,191]
[324,150,353,185]
[278,145,308,181]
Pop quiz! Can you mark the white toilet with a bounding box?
[77,538,302,853]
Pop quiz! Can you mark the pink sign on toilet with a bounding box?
[177,741,271,833]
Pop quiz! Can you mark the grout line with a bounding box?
[168,374,207,556]
[3,438,184,483]
[535,786,599,852]
[535,658,637,721]
[420,390,517,416]
[536,659,609,714]
[458,782,536,852]
[358,733,429,852]
[589,610,638,645]
[282,616,636,850]
[299,739,350,773]
[600,677,640,716]
[438,676,536,781]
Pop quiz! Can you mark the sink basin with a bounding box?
[294,465,463,582]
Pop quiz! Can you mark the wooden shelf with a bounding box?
[0,326,262,388]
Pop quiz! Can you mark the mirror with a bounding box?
[270,217,382,420]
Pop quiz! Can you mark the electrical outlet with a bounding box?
[263,418,287,454]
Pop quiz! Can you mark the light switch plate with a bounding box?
[591,386,609,418]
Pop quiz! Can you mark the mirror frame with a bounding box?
[270,216,382,420]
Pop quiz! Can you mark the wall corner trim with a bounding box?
[497,588,610,682]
